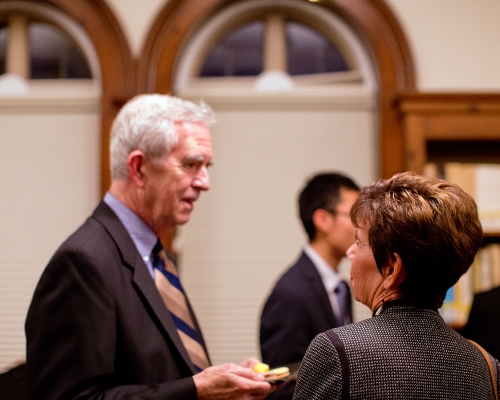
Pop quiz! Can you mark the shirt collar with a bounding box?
[103,192,158,265]
[304,244,341,292]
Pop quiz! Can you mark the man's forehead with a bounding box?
[174,125,213,162]
[184,136,198,150]
[176,121,212,141]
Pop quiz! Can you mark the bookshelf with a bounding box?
[395,93,500,173]
[395,93,500,329]
[395,92,500,235]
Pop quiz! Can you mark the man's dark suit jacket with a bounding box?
[259,251,342,399]
[25,201,209,400]
[464,286,500,358]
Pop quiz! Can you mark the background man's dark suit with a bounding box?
[464,285,500,357]
[259,251,342,399]
[26,201,208,399]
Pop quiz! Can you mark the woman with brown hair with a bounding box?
[294,172,499,399]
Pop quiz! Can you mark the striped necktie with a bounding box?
[152,240,210,372]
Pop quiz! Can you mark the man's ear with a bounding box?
[383,253,406,289]
[312,209,331,234]
[127,150,146,187]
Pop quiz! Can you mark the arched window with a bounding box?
[286,21,349,75]
[0,1,101,95]
[174,0,375,96]
[200,21,264,77]
[0,18,92,79]
[199,19,350,78]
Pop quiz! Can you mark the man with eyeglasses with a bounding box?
[259,172,360,400]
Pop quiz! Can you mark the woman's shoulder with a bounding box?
[326,304,446,344]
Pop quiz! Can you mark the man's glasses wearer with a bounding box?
[323,209,351,218]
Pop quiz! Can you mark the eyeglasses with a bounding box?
[324,209,351,218]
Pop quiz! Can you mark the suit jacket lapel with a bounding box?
[92,201,198,374]
[299,251,338,327]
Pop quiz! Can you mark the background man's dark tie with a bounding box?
[334,280,353,326]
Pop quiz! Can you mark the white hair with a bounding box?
[109,94,216,180]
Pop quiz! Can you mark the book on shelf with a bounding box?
[474,243,500,291]
[441,244,500,326]
[441,268,473,327]
[424,162,500,326]
[424,162,500,232]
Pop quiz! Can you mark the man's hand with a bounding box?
[239,357,262,369]
[193,363,273,400]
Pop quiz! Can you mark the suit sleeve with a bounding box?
[464,293,484,341]
[260,283,315,368]
[293,333,343,400]
[26,245,196,400]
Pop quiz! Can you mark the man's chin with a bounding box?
[175,213,191,226]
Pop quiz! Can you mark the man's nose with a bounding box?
[193,166,210,190]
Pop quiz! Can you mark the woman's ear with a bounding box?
[127,150,146,187]
[384,253,406,289]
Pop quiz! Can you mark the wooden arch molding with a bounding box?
[139,0,416,178]
[46,0,135,194]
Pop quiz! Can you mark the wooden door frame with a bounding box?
[138,0,416,178]
[47,0,136,195]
